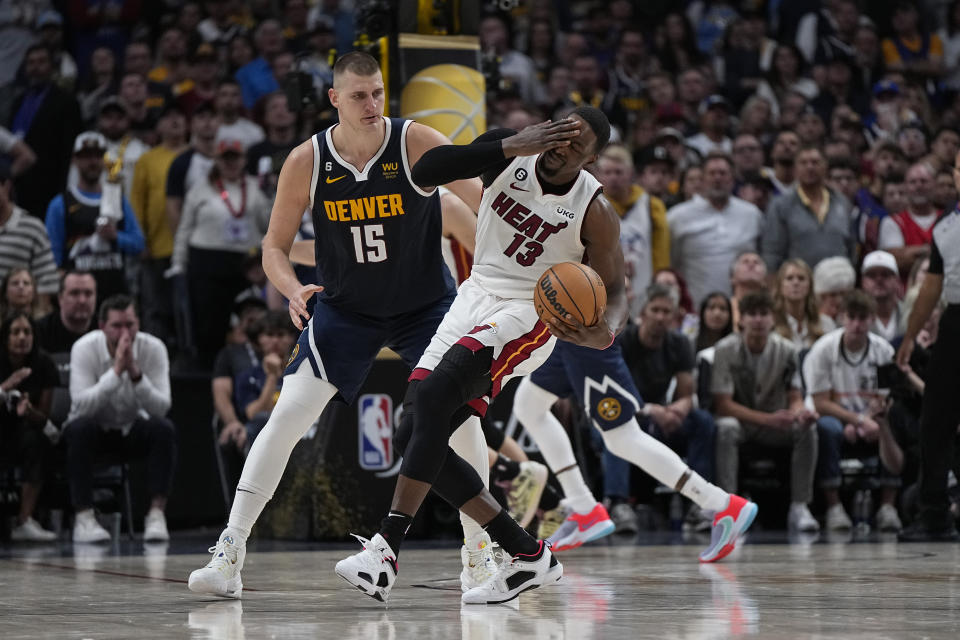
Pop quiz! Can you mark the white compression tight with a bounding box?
[227,362,491,543]
[513,377,728,513]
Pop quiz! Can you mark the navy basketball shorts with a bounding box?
[284,292,456,404]
[527,339,642,431]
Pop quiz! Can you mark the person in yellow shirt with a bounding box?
[881,3,945,79]
[129,104,189,345]
[596,144,669,317]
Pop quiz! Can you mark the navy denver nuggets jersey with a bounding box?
[309,117,454,316]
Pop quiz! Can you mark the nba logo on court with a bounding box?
[358,394,394,470]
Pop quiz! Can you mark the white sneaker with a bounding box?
[72,510,111,544]
[460,531,500,593]
[825,503,852,531]
[11,517,57,542]
[461,540,562,605]
[788,503,820,532]
[188,531,246,599]
[144,509,170,542]
[503,461,548,528]
[334,533,398,603]
[876,503,903,532]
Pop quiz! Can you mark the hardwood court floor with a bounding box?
[1,533,958,639]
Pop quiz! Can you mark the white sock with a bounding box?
[599,419,729,513]
[226,364,337,544]
[513,378,596,513]
[449,415,487,542]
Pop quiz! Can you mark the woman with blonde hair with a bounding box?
[772,258,832,348]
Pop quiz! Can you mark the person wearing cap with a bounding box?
[597,145,668,316]
[865,80,914,146]
[171,131,271,365]
[635,143,676,203]
[762,145,855,275]
[879,162,942,277]
[860,250,904,343]
[685,95,732,158]
[896,149,960,541]
[805,290,902,532]
[44,132,145,303]
[9,44,82,220]
[130,105,190,345]
[881,2,945,80]
[813,256,856,326]
[68,97,150,197]
[177,43,222,118]
[215,78,265,150]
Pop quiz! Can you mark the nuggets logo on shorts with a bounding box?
[358,394,394,471]
[596,397,622,421]
[286,344,299,368]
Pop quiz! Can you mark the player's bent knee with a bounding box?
[394,409,414,456]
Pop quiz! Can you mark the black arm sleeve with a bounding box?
[411,128,517,189]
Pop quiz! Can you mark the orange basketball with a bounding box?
[534,262,607,327]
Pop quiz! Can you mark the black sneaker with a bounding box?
[898,513,959,542]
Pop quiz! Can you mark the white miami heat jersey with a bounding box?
[470,154,602,300]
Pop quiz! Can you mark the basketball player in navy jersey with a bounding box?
[187,51,579,599]
[336,106,632,605]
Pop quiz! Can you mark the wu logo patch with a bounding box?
[359,394,394,470]
[381,162,399,179]
[584,375,640,430]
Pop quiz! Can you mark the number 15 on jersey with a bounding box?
[350,224,387,263]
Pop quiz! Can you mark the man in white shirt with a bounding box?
[215,79,265,150]
[667,152,762,306]
[804,290,902,532]
[879,161,941,275]
[685,95,733,159]
[63,294,176,544]
[860,250,904,343]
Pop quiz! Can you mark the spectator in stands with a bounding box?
[0,125,37,178]
[737,96,776,146]
[737,171,776,213]
[694,292,734,354]
[45,132,145,303]
[676,68,709,129]
[653,269,698,337]
[619,283,718,531]
[654,11,705,76]
[721,17,767,109]
[762,145,854,273]
[729,250,768,329]
[215,79,265,149]
[234,310,297,446]
[860,250,904,344]
[91,98,151,197]
[772,258,832,348]
[805,290,902,532]
[198,0,244,46]
[171,133,271,367]
[599,145,668,316]
[881,2,944,81]
[635,143,676,204]
[119,72,161,146]
[607,26,657,128]
[940,0,960,91]
[768,129,800,194]
[35,271,97,355]
[852,24,885,95]
[0,311,59,541]
[166,101,219,234]
[177,43,221,118]
[0,165,59,301]
[879,162,941,276]
[754,45,818,122]
[668,152,762,307]
[246,92,299,199]
[813,256,856,327]
[686,95,733,158]
[479,13,544,107]
[810,55,870,124]
[796,109,827,146]
[227,33,256,75]
[149,28,191,95]
[827,157,860,205]
[679,164,703,204]
[1,267,44,320]
[130,105,190,346]
[731,134,765,184]
[564,54,623,131]
[212,298,267,454]
[9,44,82,219]
[856,141,907,256]
[712,291,820,532]
[235,20,285,109]
[64,294,176,543]
[932,168,957,211]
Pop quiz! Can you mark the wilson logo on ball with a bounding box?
[539,274,568,316]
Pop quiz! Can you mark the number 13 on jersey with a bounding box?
[350,224,387,263]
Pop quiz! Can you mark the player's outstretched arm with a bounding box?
[409,119,581,192]
[263,140,323,330]
[545,194,628,350]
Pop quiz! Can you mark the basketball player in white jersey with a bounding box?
[335,106,626,605]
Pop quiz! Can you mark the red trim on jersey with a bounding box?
[489,321,552,396]
[449,237,473,283]
[468,398,489,417]
[456,336,486,352]
[408,367,431,382]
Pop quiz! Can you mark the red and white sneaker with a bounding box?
[545,502,616,552]
[699,495,758,563]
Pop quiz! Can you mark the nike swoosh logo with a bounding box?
[576,511,606,531]
[510,182,529,191]
[326,175,346,183]
[712,515,735,550]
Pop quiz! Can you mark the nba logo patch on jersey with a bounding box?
[358,394,394,470]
